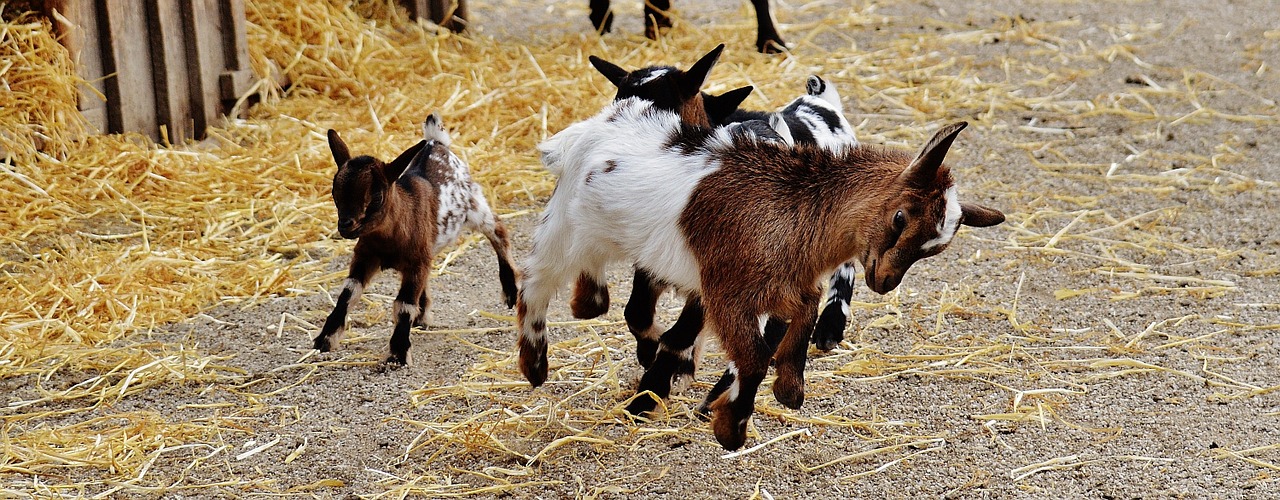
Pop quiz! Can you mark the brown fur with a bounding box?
[677,124,1004,448]
[315,129,518,366]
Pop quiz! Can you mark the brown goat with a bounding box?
[315,116,518,366]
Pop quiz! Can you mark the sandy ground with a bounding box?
[6,0,1280,498]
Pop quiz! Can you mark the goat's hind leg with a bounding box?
[623,268,669,368]
[625,295,705,415]
[468,191,518,308]
[570,271,609,319]
[314,257,379,353]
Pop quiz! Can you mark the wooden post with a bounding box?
[44,0,255,142]
[101,0,160,136]
[148,0,194,142]
[47,0,109,133]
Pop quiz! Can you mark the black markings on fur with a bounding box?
[813,270,856,351]
[315,288,352,351]
[603,160,618,173]
[625,268,663,367]
[697,317,787,416]
[626,297,705,416]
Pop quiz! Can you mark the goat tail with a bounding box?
[422,113,452,147]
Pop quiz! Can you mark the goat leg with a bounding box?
[588,0,613,33]
[625,295,705,415]
[314,258,378,353]
[623,268,669,368]
[643,0,672,40]
[771,288,821,409]
[812,262,857,351]
[696,316,786,418]
[749,0,785,53]
[388,270,428,366]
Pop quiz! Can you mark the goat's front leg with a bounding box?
[697,316,786,417]
[623,268,670,368]
[812,262,856,351]
[771,288,821,409]
[314,257,379,353]
[388,268,429,366]
[705,306,772,451]
[625,294,705,415]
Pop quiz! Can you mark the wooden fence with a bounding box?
[48,0,255,142]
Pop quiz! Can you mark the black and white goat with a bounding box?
[518,97,1004,450]
[315,115,518,366]
[588,0,785,53]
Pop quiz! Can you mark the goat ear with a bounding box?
[901,121,967,185]
[680,43,725,97]
[327,129,351,167]
[589,55,629,88]
[703,86,753,124]
[961,202,1005,227]
[384,140,428,181]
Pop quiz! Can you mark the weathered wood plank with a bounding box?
[46,0,108,132]
[149,0,193,142]
[102,0,159,136]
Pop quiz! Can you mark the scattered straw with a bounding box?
[1,0,1277,496]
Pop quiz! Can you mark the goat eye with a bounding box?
[893,210,906,231]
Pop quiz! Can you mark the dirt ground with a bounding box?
[6,0,1280,498]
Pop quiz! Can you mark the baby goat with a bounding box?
[315,115,518,366]
[520,97,1004,450]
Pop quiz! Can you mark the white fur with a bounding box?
[726,362,740,401]
[342,278,365,300]
[636,68,671,85]
[393,301,421,320]
[531,98,716,294]
[922,186,961,251]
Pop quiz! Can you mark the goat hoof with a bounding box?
[313,336,335,353]
[624,392,660,416]
[812,313,846,352]
[756,37,786,54]
[772,378,805,409]
[518,341,549,387]
[711,411,750,451]
[385,351,410,367]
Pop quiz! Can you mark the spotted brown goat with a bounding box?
[315,115,518,366]
[519,95,1004,450]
